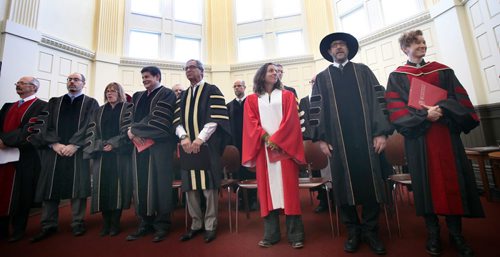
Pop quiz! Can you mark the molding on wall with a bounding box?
[358,12,432,47]
[120,57,212,72]
[39,34,95,60]
[230,55,314,72]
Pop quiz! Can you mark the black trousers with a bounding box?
[340,201,380,235]
[424,214,462,236]
[263,210,304,243]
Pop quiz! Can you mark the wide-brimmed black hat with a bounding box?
[319,32,359,62]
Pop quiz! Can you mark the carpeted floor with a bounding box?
[1,189,499,257]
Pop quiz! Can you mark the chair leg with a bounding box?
[227,186,232,233]
[235,187,240,233]
[324,184,335,238]
[393,185,402,237]
[185,192,189,231]
[383,204,392,239]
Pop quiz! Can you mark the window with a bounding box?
[130,0,161,16]
[238,36,264,62]
[339,7,369,38]
[235,0,263,23]
[276,30,304,57]
[174,37,201,62]
[174,0,202,24]
[381,0,420,26]
[128,31,160,59]
[273,0,301,17]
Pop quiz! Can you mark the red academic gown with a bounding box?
[386,61,483,217]
[0,98,38,215]
[242,90,306,217]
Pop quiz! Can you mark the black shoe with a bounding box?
[363,233,387,255]
[8,231,24,243]
[314,204,328,213]
[204,230,216,243]
[152,230,168,243]
[72,224,86,237]
[30,227,57,243]
[449,235,474,257]
[99,228,110,237]
[126,227,153,241]
[343,233,361,253]
[426,234,442,256]
[179,229,203,241]
[109,228,121,237]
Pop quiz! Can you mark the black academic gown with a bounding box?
[130,86,177,216]
[385,61,484,217]
[32,94,98,202]
[0,98,47,231]
[174,82,231,192]
[227,98,255,181]
[310,62,393,206]
[84,102,133,213]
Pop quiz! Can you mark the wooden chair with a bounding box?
[220,145,241,232]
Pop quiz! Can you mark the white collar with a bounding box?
[21,95,36,102]
[332,60,349,68]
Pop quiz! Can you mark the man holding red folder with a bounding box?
[385,30,483,257]
[126,66,177,243]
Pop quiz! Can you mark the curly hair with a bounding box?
[398,29,423,51]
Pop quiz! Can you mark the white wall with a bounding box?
[38,0,96,50]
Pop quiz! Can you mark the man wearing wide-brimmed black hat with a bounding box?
[309,32,393,255]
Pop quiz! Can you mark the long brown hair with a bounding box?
[104,82,126,103]
[253,63,282,95]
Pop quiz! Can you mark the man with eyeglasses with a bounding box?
[125,66,177,243]
[309,33,393,255]
[0,77,47,242]
[30,73,98,242]
[175,59,231,243]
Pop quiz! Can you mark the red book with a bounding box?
[408,78,447,110]
[133,138,155,153]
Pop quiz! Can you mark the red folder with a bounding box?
[408,78,447,110]
[133,138,155,153]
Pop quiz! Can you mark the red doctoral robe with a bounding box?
[0,98,37,215]
[242,89,305,217]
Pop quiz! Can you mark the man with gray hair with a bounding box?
[0,76,47,242]
[175,59,231,243]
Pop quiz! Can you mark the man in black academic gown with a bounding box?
[227,79,257,210]
[0,76,47,242]
[175,59,230,243]
[309,33,393,255]
[31,73,99,242]
[126,66,177,243]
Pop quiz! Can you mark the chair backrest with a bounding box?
[221,145,240,176]
[304,140,328,170]
[385,132,406,166]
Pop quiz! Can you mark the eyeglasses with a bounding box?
[15,81,35,86]
[106,89,118,93]
[67,78,82,82]
[183,65,199,71]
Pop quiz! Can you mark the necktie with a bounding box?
[18,99,24,107]
[338,64,344,72]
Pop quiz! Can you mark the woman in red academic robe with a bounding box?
[242,63,306,249]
